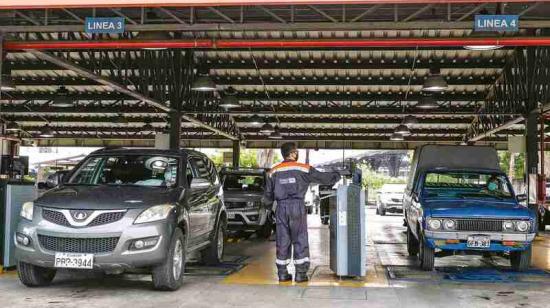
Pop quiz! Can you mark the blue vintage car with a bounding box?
[404,145,536,271]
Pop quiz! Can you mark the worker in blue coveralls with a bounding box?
[264,142,341,283]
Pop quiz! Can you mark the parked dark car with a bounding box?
[15,148,227,291]
[404,145,536,272]
[219,168,274,238]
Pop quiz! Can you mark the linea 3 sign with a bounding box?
[474,15,519,32]
[85,17,125,34]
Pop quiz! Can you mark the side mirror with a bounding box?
[412,192,420,203]
[190,178,211,190]
[516,194,527,202]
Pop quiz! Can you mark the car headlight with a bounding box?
[502,220,515,231]
[515,221,530,232]
[134,204,175,224]
[443,219,456,230]
[427,218,441,230]
[20,202,34,221]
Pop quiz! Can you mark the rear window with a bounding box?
[222,174,264,192]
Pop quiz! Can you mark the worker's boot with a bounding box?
[294,271,309,283]
[277,266,292,282]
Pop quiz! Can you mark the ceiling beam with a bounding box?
[3,20,550,33]
[20,50,239,140]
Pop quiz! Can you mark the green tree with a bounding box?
[498,151,525,179]
[358,164,406,201]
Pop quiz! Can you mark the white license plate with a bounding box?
[467,235,491,248]
[54,252,94,269]
[227,213,236,219]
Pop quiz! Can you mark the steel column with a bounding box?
[232,140,240,169]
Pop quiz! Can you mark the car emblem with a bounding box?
[72,211,89,220]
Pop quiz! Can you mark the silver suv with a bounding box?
[15,148,226,291]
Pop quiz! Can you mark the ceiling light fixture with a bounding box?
[134,31,173,50]
[250,114,262,126]
[269,126,283,139]
[416,96,440,109]
[219,87,240,109]
[5,121,20,132]
[390,133,404,141]
[463,31,503,51]
[191,72,216,92]
[402,115,419,125]
[0,74,15,91]
[39,125,55,138]
[422,68,448,92]
[50,86,74,108]
[394,124,411,136]
[259,122,275,134]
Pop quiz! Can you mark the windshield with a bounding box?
[423,171,513,200]
[223,174,264,192]
[68,155,179,188]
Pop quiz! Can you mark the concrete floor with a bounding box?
[1,208,549,308]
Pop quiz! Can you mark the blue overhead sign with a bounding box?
[85,17,125,34]
[474,15,519,32]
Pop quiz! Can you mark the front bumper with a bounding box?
[15,207,173,271]
[226,207,268,230]
[424,230,536,252]
[381,203,403,212]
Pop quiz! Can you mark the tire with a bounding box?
[201,218,226,265]
[152,228,186,291]
[379,203,386,216]
[17,262,56,287]
[419,234,435,271]
[510,247,531,272]
[406,225,419,256]
[321,217,329,225]
[256,214,273,239]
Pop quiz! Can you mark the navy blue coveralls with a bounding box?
[264,161,340,274]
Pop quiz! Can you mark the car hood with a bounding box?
[35,185,179,210]
[223,190,263,202]
[423,198,533,219]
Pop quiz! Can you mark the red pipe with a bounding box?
[5,37,550,51]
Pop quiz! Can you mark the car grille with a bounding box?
[42,209,71,226]
[455,219,503,232]
[88,212,125,226]
[225,201,247,209]
[42,209,125,227]
[391,198,403,203]
[38,235,119,253]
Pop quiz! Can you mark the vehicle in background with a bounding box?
[540,182,550,231]
[219,168,274,239]
[15,148,227,291]
[376,183,406,216]
[304,185,320,215]
[404,145,536,272]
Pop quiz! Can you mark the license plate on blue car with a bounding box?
[467,235,490,248]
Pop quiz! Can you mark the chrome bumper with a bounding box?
[424,230,536,242]
[226,207,268,227]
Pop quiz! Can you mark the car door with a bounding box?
[187,156,212,241]
[203,157,222,232]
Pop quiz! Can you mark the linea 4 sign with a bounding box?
[85,17,125,34]
[474,15,519,32]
